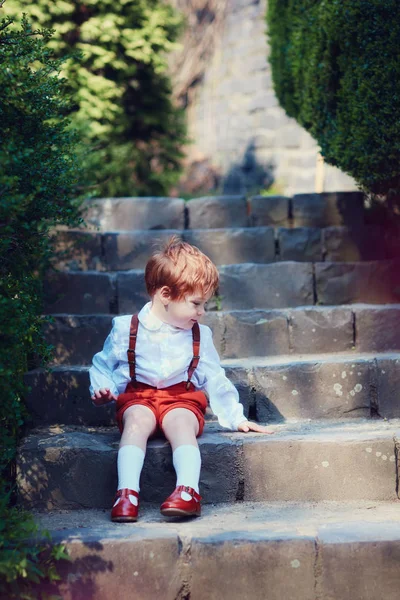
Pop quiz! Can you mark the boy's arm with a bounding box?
[89,320,120,401]
[199,327,273,433]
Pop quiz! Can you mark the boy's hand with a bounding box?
[91,388,118,405]
[237,420,274,434]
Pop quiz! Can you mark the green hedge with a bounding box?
[0,16,82,597]
[267,0,400,196]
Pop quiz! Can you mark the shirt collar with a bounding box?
[138,302,169,331]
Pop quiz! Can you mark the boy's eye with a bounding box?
[193,302,200,306]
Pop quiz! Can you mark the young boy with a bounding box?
[89,236,271,522]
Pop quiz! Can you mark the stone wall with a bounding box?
[174,0,357,196]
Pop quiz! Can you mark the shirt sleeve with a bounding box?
[89,318,120,398]
[198,326,246,430]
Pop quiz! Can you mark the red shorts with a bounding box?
[115,381,208,436]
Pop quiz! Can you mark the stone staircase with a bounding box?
[19,193,400,599]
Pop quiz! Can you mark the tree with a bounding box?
[4,0,187,197]
[267,0,400,200]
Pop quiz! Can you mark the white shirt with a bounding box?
[89,302,246,430]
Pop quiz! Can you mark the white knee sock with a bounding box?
[173,445,201,500]
[117,445,145,505]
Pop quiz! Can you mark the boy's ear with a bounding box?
[159,286,172,304]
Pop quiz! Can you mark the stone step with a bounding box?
[44,305,400,366]
[31,500,400,600]
[51,224,394,272]
[43,259,400,314]
[24,353,400,426]
[17,420,400,512]
[80,192,364,232]
[82,196,186,231]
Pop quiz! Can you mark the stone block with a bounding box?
[385,229,400,259]
[44,315,113,365]
[375,357,400,419]
[323,165,359,192]
[243,430,396,501]
[82,197,185,231]
[280,125,303,148]
[45,533,181,600]
[248,195,290,227]
[50,230,104,271]
[252,131,275,148]
[103,230,182,270]
[187,196,248,229]
[288,152,318,170]
[315,260,400,305]
[43,271,116,315]
[323,225,386,261]
[355,307,400,352]
[288,173,317,194]
[117,271,149,314]
[201,312,224,356]
[319,523,400,600]
[254,110,290,131]
[224,365,253,418]
[292,192,364,227]
[137,432,242,505]
[248,93,270,113]
[183,228,275,265]
[220,310,289,358]
[16,429,242,509]
[252,359,371,422]
[191,534,315,600]
[218,263,314,310]
[23,367,114,427]
[289,307,354,354]
[23,363,251,426]
[278,228,322,262]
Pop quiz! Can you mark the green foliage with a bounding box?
[0,15,81,595]
[0,485,70,600]
[267,0,400,196]
[4,0,188,197]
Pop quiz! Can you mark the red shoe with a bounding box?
[160,485,201,517]
[111,488,139,522]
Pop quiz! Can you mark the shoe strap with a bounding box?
[115,488,139,499]
[176,485,202,502]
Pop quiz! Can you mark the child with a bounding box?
[89,236,272,522]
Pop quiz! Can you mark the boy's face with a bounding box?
[164,290,212,330]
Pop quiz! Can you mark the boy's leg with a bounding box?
[118,404,157,492]
[112,405,156,522]
[161,408,202,515]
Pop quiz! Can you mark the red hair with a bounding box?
[145,236,219,300]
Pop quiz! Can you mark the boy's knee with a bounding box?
[162,409,198,431]
[123,406,155,432]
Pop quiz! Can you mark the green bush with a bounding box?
[267,0,400,196]
[0,487,70,600]
[4,0,187,197]
[0,15,82,596]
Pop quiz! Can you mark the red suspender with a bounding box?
[186,321,200,390]
[127,314,139,381]
[127,315,200,387]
